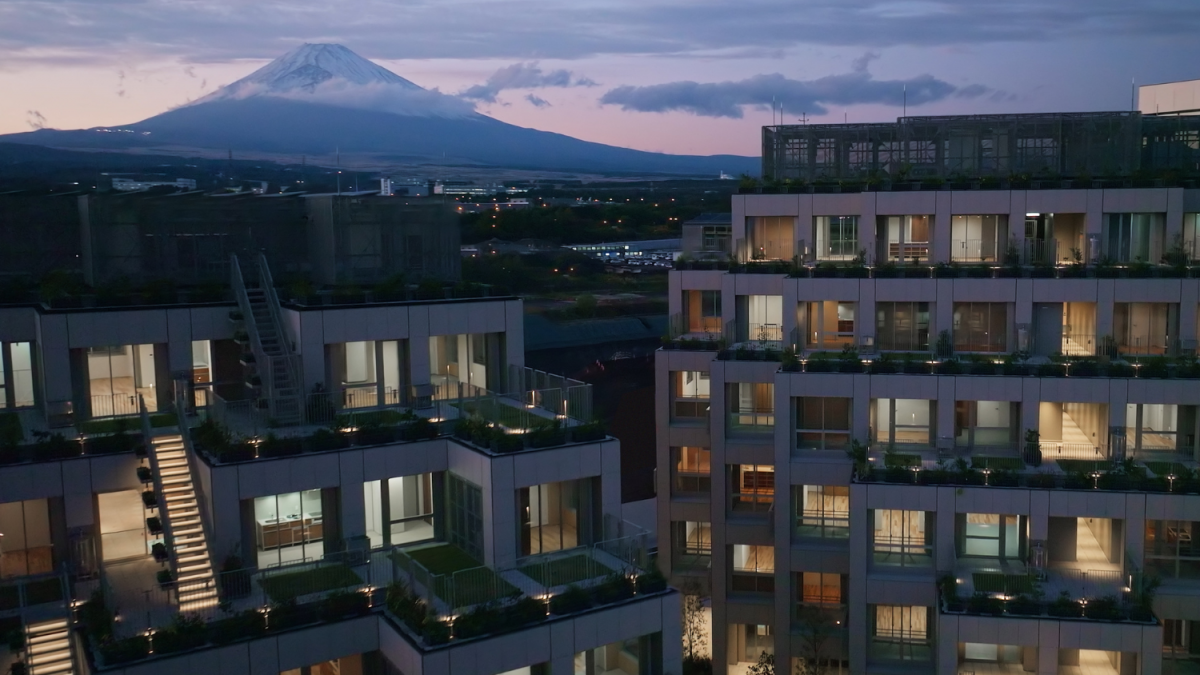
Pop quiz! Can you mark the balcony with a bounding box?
[71,526,663,668]
[193,367,600,464]
[941,553,1150,625]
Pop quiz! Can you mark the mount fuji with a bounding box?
[1,44,757,175]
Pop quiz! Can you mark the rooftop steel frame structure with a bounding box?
[763,111,1200,181]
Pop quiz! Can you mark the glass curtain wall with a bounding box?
[98,490,155,562]
[253,490,324,568]
[873,399,932,448]
[684,290,722,335]
[730,544,775,592]
[804,301,856,350]
[520,479,585,556]
[794,486,849,539]
[672,521,712,571]
[0,342,35,409]
[0,498,53,578]
[672,447,711,495]
[877,216,931,262]
[1145,520,1200,580]
[87,344,157,416]
[873,510,933,567]
[747,216,795,261]
[876,302,930,352]
[729,465,775,514]
[430,333,501,399]
[795,397,852,451]
[870,606,932,662]
[955,401,1017,449]
[738,295,783,342]
[336,340,406,407]
[728,383,774,434]
[363,474,435,549]
[959,513,1024,560]
[1126,404,1185,455]
[1104,213,1165,263]
[814,216,858,261]
[446,474,484,561]
[951,215,1008,262]
[672,371,710,420]
[953,303,1009,353]
[1114,303,1176,355]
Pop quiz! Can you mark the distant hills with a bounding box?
[1,44,757,176]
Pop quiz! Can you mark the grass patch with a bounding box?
[453,398,533,430]
[883,453,921,468]
[258,564,362,603]
[519,553,607,587]
[1056,459,1108,474]
[1145,462,1190,477]
[404,544,483,575]
[393,544,518,609]
[973,573,1034,595]
[972,456,1025,471]
[79,413,177,435]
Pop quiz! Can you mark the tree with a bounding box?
[793,604,842,675]
[746,651,775,675]
[680,579,710,674]
[575,293,597,318]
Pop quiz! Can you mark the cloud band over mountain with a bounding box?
[599,63,1000,119]
[459,62,596,103]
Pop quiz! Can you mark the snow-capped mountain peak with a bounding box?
[187,43,475,118]
[217,43,422,95]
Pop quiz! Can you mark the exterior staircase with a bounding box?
[231,254,303,424]
[148,434,219,611]
[24,618,75,675]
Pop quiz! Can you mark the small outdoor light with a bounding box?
[981,467,992,486]
[1168,473,1178,491]
[910,465,921,483]
[1090,470,1102,488]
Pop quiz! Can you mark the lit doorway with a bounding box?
[98,490,154,561]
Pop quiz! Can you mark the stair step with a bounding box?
[28,649,72,665]
[28,660,75,675]
[27,637,69,654]
[27,629,68,645]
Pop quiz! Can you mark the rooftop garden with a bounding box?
[938,572,1157,624]
[0,413,177,466]
[846,439,1200,494]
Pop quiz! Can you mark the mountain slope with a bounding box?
[0,44,758,175]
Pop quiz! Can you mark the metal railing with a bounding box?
[256,253,303,404]
[392,530,649,618]
[951,238,1001,262]
[1039,441,1109,461]
[0,569,70,617]
[90,393,149,418]
[507,365,593,423]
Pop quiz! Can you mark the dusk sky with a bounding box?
[2,0,1199,157]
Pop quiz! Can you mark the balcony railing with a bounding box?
[951,239,1001,262]
[78,525,663,667]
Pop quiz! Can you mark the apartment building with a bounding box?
[658,115,1200,675]
[0,201,679,674]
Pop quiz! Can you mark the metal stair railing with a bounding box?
[174,382,221,601]
[140,395,180,596]
[230,253,275,401]
[256,253,303,414]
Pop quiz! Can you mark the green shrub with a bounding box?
[549,584,592,615]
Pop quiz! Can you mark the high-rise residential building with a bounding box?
[0,192,678,675]
[659,111,1200,674]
